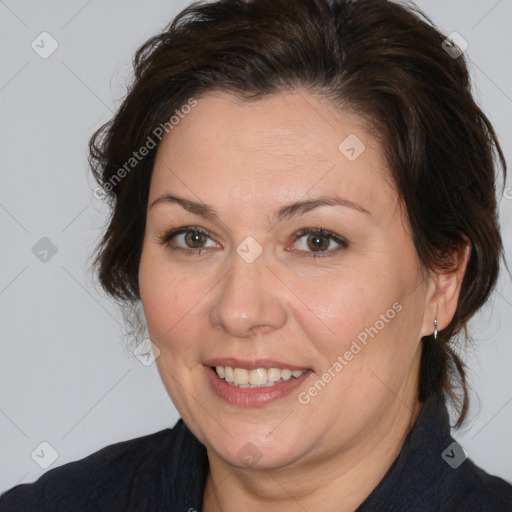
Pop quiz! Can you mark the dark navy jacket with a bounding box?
[1,393,511,511]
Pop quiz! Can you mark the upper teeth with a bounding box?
[215,366,306,388]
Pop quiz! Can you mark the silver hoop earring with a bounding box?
[434,318,438,340]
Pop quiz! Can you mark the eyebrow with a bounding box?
[148,193,370,223]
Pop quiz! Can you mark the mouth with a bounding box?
[212,365,307,388]
[203,359,313,407]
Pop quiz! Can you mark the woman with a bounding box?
[1,0,511,510]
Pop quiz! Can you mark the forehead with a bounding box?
[149,91,396,215]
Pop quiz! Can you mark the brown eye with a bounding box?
[306,234,330,252]
[292,228,348,257]
[184,229,207,248]
[158,226,219,255]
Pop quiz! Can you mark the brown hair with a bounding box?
[89,0,506,426]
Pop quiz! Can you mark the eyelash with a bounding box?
[157,226,348,259]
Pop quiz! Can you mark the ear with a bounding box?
[420,239,471,337]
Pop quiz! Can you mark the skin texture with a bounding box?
[138,91,469,511]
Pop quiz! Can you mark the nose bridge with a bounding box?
[209,247,287,337]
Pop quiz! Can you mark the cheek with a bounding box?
[292,266,390,345]
[141,278,199,350]
[294,256,422,375]
[139,248,200,350]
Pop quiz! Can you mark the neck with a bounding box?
[202,395,423,512]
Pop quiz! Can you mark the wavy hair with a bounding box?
[89,0,506,426]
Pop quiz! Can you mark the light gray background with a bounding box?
[1,0,511,493]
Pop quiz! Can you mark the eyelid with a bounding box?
[156,226,219,256]
[289,227,348,257]
[158,226,211,244]
[293,227,347,245]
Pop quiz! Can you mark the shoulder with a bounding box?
[361,394,512,512]
[442,457,512,512]
[0,421,187,512]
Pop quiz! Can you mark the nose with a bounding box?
[208,250,288,338]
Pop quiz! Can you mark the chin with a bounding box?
[200,417,309,470]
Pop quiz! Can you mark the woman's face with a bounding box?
[139,91,431,470]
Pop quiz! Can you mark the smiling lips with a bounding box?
[203,358,313,406]
[214,365,307,388]
[206,365,312,407]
